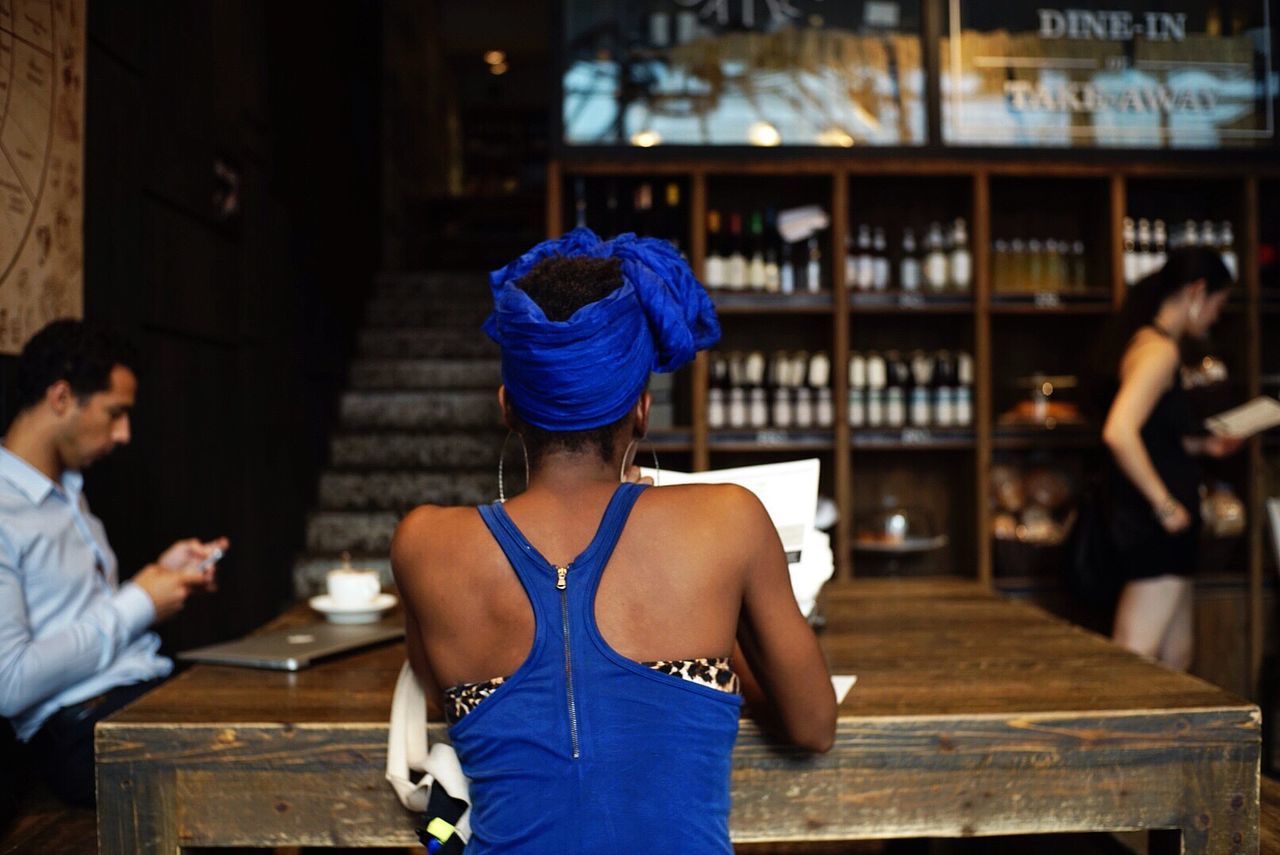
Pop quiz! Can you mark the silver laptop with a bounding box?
[178,618,404,671]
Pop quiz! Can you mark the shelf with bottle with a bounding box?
[847,174,974,310]
[565,175,690,248]
[704,175,833,307]
[847,349,974,447]
[989,176,1112,309]
[707,348,835,449]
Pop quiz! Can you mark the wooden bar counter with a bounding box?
[96,578,1260,852]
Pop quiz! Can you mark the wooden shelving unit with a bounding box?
[549,156,1280,691]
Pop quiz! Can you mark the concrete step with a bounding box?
[357,328,498,359]
[363,299,491,329]
[318,469,495,511]
[348,358,501,390]
[374,271,491,301]
[338,390,498,430]
[292,554,392,599]
[305,511,399,555]
[330,430,503,468]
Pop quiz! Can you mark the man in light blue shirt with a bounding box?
[0,320,227,806]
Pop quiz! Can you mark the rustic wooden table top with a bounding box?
[109,577,1245,726]
[98,578,1261,853]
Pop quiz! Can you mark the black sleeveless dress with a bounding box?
[1103,336,1202,581]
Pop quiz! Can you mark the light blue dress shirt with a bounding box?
[0,446,171,741]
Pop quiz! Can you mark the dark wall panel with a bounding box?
[1,1,381,651]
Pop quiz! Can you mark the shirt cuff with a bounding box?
[114,582,157,638]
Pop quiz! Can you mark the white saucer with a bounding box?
[308,592,398,624]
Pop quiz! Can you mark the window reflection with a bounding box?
[562,1,927,147]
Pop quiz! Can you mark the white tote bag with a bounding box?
[386,661,472,844]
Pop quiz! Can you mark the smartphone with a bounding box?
[197,547,225,572]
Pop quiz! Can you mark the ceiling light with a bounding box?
[483,50,506,66]
[489,62,509,75]
[630,129,662,147]
[747,121,781,147]
[816,128,855,147]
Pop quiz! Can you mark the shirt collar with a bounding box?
[0,446,80,505]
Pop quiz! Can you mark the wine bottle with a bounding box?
[1122,216,1137,285]
[1136,218,1153,280]
[664,182,682,252]
[705,211,725,289]
[855,224,874,292]
[779,240,796,295]
[574,178,588,229]
[1220,221,1238,279]
[848,352,867,428]
[1152,219,1167,274]
[806,236,822,294]
[748,211,767,291]
[726,213,747,290]
[900,227,922,293]
[924,222,948,292]
[949,218,971,292]
[844,228,857,292]
[763,209,781,293]
[872,227,890,292]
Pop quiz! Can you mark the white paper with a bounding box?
[832,674,857,703]
[639,458,832,617]
[1205,396,1280,438]
[639,459,820,558]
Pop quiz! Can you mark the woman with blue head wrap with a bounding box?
[391,228,836,854]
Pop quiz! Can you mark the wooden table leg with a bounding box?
[96,762,180,854]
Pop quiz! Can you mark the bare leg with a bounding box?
[1112,575,1191,667]
[1156,579,1194,671]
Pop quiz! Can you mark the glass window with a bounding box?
[942,0,1277,148]
[562,0,927,147]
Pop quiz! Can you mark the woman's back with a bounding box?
[392,230,835,852]
[395,481,771,853]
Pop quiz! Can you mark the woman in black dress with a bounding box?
[1097,247,1240,670]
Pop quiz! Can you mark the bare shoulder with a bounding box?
[1126,327,1179,361]
[641,482,771,538]
[391,504,482,580]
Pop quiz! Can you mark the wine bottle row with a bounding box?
[845,220,971,295]
[991,238,1090,294]
[708,350,832,429]
[850,350,974,429]
[1122,216,1237,285]
[706,349,974,431]
[573,178,687,250]
[705,210,824,294]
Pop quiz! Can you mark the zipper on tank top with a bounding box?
[555,564,581,759]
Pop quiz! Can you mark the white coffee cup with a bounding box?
[326,568,381,607]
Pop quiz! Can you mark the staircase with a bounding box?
[293,272,504,596]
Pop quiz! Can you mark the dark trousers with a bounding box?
[30,678,164,807]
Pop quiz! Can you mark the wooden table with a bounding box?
[96,579,1260,852]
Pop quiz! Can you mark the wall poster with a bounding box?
[0,0,84,355]
[943,0,1275,147]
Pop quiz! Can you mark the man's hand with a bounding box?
[131,562,209,623]
[157,537,229,592]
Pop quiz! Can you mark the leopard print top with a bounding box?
[444,657,739,724]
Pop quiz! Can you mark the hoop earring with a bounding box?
[619,436,661,486]
[498,430,530,504]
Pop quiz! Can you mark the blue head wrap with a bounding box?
[483,227,720,431]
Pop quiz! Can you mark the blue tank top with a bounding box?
[455,482,741,853]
